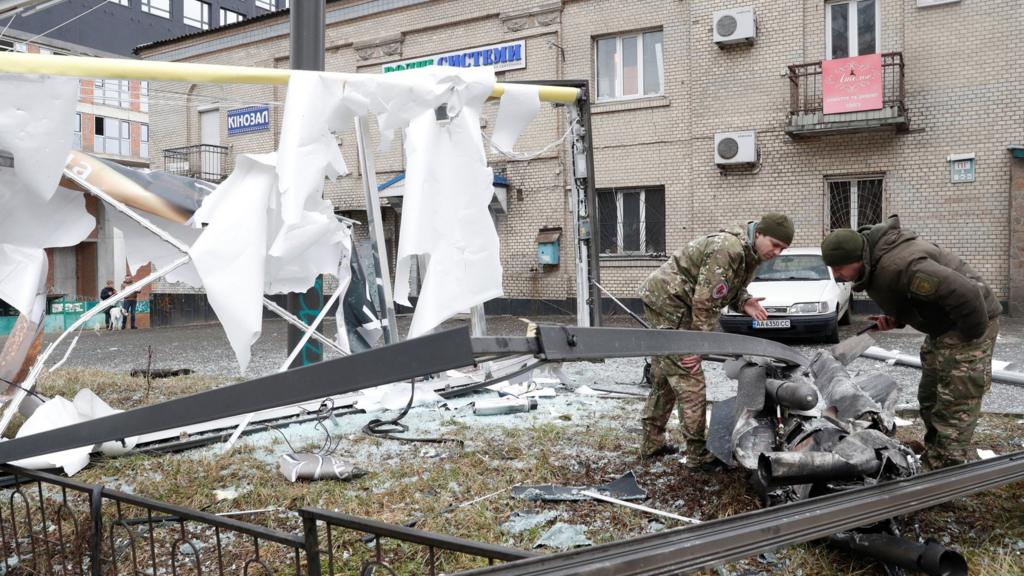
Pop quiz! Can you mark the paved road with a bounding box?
[5,312,1023,413]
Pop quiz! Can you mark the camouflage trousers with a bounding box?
[640,303,712,464]
[918,316,999,470]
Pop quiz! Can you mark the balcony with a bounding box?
[786,52,908,138]
[162,144,230,183]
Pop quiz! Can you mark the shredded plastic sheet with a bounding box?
[490,84,541,154]
[354,381,445,412]
[0,76,92,316]
[10,389,138,476]
[500,510,558,534]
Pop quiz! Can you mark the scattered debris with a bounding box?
[580,489,700,525]
[474,397,538,416]
[212,487,239,501]
[646,521,666,533]
[574,385,641,399]
[977,449,998,460]
[500,510,559,534]
[533,523,592,549]
[129,368,194,378]
[278,453,367,482]
[512,471,646,502]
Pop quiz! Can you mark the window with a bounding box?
[183,0,210,29]
[13,42,27,52]
[140,124,149,159]
[94,79,130,108]
[111,0,129,6]
[141,0,170,18]
[95,117,131,156]
[219,8,243,25]
[595,30,663,101]
[826,0,879,59]
[598,186,665,255]
[73,113,82,151]
[827,177,883,230]
[255,0,274,10]
[139,81,149,112]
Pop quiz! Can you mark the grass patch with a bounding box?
[12,368,1024,574]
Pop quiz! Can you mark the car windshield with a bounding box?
[753,254,830,281]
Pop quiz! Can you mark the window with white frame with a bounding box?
[219,8,243,25]
[826,0,879,59]
[140,81,149,112]
[183,0,210,29]
[598,186,666,255]
[827,177,884,231]
[141,0,170,18]
[95,79,130,108]
[255,0,274,10]
[73,113,82,151]
[140,124,149,159]
[111,0,129,6]
[94,117,131,156]
[595,30,663,101]
[13,42,26,52]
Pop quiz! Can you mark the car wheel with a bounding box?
[825,319,840,344]
[838,298,852,326]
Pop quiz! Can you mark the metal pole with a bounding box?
[354,116,399,344]
[580,87,602,327]
[568,102,591,327]
[286,0,326,367]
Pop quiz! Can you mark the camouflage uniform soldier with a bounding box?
[639,214,794,469]
[822,216,1002,469]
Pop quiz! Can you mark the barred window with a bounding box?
[598,186,665,255]
[827,176,883,231]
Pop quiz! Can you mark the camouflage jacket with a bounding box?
[854,216,1002,341]
[640,223,761,332]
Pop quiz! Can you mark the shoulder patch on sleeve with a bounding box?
[712,282,729,299]
[909,272,939,297]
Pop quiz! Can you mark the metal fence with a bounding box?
[0,467,533,576]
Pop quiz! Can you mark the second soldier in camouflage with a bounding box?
[639,213,794,469]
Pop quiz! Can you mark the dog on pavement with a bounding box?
[108,306,125,331]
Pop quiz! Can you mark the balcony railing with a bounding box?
[786,52,908,137]
[162,144,229,182]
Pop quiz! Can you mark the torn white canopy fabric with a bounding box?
[0,76,91,316]
[189,72,352,371]
[390,68,502,338]
[490,84,541,154]
[10,388,138,476]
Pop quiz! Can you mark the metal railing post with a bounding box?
[300,511,322,576]
[89,485,102,576]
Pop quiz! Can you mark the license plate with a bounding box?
[753,319,791,329]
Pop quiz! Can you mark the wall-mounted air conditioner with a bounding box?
[715,131,758,165]
[713,7,756,46]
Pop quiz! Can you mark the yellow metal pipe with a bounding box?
[0,52,580,104]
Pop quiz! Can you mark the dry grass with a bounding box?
[16,369,1024,575]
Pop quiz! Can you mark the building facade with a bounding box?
[6,0,290,57]
[138,0,1024,317]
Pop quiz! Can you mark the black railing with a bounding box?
[162,144,230,183]
[298,508,534,576]
[787,52,906,125]
[0,465,304,576]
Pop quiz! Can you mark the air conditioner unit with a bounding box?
[713,7,756,46]
[715,131,758,165]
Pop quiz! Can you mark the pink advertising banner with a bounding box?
[822,53,884,115]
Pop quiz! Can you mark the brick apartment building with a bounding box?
[137,0,1024,317]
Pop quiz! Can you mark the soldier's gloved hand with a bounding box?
[742,297,769,321]
[868,314,899,331]
[680,354,702,374]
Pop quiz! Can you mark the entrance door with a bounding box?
[199,109,221,180]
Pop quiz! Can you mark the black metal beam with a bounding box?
[456,451,1024,575]
[534,326,809,366]
[0,329,474,465]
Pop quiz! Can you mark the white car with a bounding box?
[719,247,853,343]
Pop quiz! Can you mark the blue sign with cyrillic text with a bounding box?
[227,105,270,136]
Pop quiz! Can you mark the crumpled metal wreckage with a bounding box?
[708,338,968,576]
